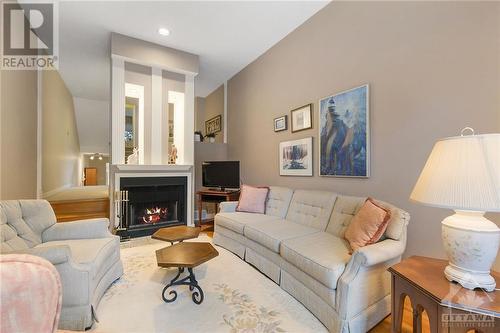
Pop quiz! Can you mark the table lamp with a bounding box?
[410,128,500,291]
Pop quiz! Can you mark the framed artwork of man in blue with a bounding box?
[319,84,370,177]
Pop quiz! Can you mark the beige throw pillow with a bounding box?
[344,198,391,252]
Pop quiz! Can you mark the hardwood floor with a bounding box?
[369,297,430,332]
[201,229,428,333]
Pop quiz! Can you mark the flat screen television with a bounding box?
[202,161,240,191]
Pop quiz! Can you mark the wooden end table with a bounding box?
[389,256,499,333]
[156,242,219,304]
[196,189,240,227]
[152,226,200,245]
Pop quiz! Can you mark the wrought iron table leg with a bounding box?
[161,267,204,304]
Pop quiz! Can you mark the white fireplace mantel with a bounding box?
[110,164,194,228]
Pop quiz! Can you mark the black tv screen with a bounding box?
[202,161,240,190]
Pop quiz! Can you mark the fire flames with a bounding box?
[142,206,168,224]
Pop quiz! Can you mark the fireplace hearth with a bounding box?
[116,176,187,239]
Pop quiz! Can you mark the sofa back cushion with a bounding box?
[326,195,410,241]
[370,199,410,241]
[0,200,56,252]
[285,190,337,230]
[326,195,366,238]
[265,186,294,218]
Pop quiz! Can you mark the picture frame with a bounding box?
[274,115,288,132]
[291,103,313,133]
[318,84,370,178]
[279,137,313,176]
[205,115,222,135]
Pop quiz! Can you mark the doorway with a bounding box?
[84,167,97,186]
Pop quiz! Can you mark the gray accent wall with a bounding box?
[226,2,500,268]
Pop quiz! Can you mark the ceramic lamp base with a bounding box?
[442,211,500,292]
[444,264,496,292]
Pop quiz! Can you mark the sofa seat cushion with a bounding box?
[244,219,319,253]
[35,237,119,281]
[281,232,351,290]
[215,212,280,235]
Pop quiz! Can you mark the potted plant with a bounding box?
[194,131,204,142]
[206,133,216,143]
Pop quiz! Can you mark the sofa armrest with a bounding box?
[353,238,406,267]
[7,245,94,307]
[42,218,112,242]
[12,245,71,265]
[336,235,407,320]
[219,201,239,213]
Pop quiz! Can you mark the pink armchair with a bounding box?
[1,254,62,333]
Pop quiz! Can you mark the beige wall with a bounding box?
[195,97,206,133]
[0,70,38,199]
[42,70,81,194]
[227,2,500,268]
[204,84,224,143]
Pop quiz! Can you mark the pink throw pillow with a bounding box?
[236,185,269,214]
[344,198,391,252]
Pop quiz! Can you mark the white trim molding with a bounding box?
[151,67,163,164]
[111,57,125,165]
[184,75,195,166]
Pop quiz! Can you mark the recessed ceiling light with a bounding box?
[158,28,170,36]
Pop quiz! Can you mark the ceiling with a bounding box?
[58,1,329,101]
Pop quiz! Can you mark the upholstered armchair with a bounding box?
[0,200,123,331]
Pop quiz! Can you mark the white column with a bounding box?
[183,74,195,166]
[111,57,125,165]
[151,67,163,164]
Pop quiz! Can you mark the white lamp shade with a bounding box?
[410,133,500,212]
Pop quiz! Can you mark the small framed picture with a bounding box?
[279,137,313,176]
[274,115,287,132]
[205,115,222,135]
[291,103,313,133]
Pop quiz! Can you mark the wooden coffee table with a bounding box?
[152,226,200,245]
[156,242,219,304]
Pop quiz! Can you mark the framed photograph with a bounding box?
[279,137,313,176]
[205,115,222,135]
[291,103,313,133]
[319,84,370,177]
[274,115,287,132]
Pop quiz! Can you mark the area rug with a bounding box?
[92,235,327,333]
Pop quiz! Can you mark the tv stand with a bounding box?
[207,187,238,193]
[196,189,240,227]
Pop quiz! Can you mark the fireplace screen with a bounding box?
[118,176,187,235]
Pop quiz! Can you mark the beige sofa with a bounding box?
[213,187,410,333]
[0,200,123,331]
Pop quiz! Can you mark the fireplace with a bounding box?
[116,176,187,238]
